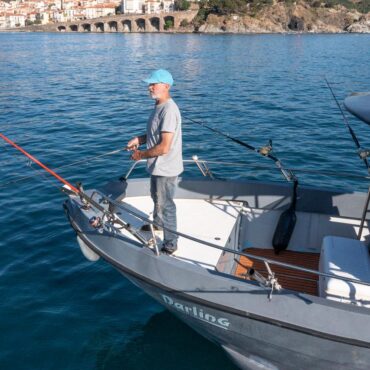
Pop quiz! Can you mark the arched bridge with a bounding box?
[48,11,197,33]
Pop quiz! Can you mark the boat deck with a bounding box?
[118,196,243,269]
[235,248,320,296]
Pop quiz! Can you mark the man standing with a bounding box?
[127,69,183,254]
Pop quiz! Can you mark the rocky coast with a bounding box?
[4,1,370,34]
[195,2,370,33]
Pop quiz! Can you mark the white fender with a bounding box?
[77,236,100,262]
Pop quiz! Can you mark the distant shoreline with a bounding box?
[1,29,369,35]
[2,5,369,35]
[2,2,370,35]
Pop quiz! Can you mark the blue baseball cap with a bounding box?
[143,69,174,86]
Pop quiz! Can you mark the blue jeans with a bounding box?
[150,175,178,245]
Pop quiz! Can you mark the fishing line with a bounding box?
[325,77,369,170]
[182,112,296,183]
[27,163,63,192]
[0,146,126,189]
[0,141,26,172]
[182,110,301,252]
[0,132,80,193]
[182,112,301,252]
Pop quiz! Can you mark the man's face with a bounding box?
[148,83,169,100]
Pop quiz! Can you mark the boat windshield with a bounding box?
[344,93,370,125]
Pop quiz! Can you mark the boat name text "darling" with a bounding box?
[161,294,230,329]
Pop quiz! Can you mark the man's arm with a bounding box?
[131,132,174,161]
[127,134,147,150]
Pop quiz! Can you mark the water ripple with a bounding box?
[1,32,370,370]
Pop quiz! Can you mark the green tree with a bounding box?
[197,0,274,17]
[180,19,189,27]
[308,0,370,13]
[175,0,191,11]
[164,19,174,30]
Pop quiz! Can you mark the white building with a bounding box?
[64,7,79,21]
[40,10,50,24]
[123,0,174,14]
[144,0,161,14]
[123,0,144,14]
[84,3,116,19]
[28,11,37,22]
[0,14,6,28]
[34,1,46,11]
[52,10,65,22]
[5,13,26,27]
[0,1,11,12]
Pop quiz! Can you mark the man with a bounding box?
[127,69,183,254]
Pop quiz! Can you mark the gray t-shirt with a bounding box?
[146,98,183,176]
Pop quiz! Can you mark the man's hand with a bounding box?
[126,137,139,151]
[131,149,143,161]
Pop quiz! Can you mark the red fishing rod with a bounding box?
[0,132,80,194]
[1,132,149,244]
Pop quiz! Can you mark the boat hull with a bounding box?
[64,178,370,370]
[119,269,370,370]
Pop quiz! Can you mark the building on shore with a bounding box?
[0,0,181,28]
[0,12,25,28]
[122,0,175,14]
[0,0,121,28]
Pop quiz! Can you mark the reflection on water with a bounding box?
[95,311,238,370]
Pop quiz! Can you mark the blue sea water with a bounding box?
[0,32,370,369]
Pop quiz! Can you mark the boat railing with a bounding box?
[122,157,370,182]
[123,157,217,181]
[122,156,370,241]
[86,188,370,291]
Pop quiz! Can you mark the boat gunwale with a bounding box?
[91,189,370,289]
[122,159,370,195]
[123,159,370,186]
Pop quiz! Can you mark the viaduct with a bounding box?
[28,11,198,33]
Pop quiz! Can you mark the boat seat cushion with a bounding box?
[319,236,370,306]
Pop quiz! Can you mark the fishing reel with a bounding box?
[258,140,273,157]
[358,148,370,159]
[89,216,102,229]
[77,182,91,210]
[89,212,117,235]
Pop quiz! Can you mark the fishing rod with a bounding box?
[0,132,147,244]
[0,133,80,194]
[182,113,297,183]
[325,78,369,171]
[182,113,298,253]
[325,79,370,240]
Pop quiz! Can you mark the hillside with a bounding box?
[190,0,370,33]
